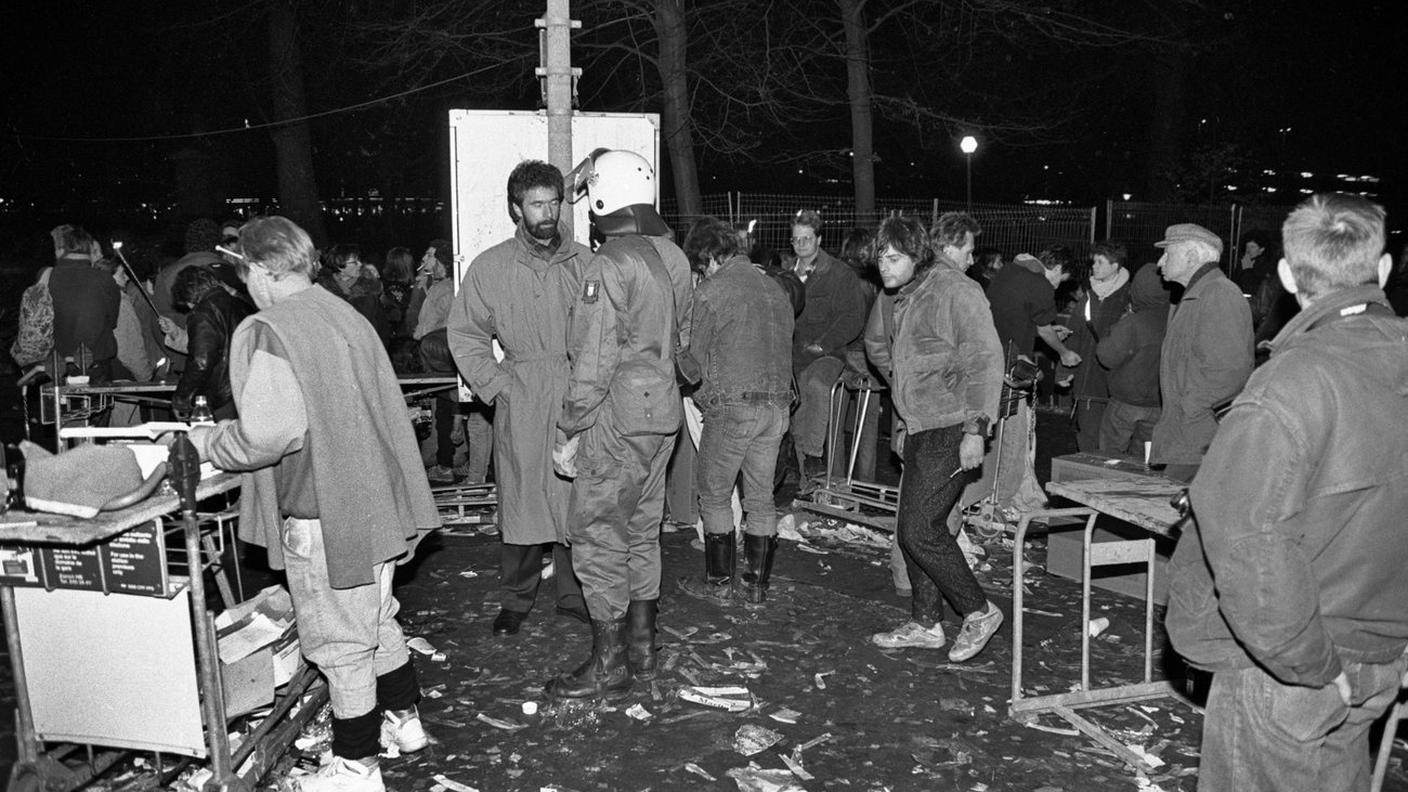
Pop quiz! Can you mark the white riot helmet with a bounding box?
[568,149,668,236]
[585,150,656,215]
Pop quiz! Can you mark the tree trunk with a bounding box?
[268,0,328,245]
[653,0,702,220]
[837,0,875,227]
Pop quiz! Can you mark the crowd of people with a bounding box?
[9,167,1408,792]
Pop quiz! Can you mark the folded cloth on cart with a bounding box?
[20,441,145,518]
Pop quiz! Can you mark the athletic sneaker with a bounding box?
[871,621,946,650]
[948,601,1004,662]
[297,756,384,792]
[381,707,429,754]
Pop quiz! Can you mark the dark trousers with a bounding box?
[434,395,456,467]
[898,425,988,623]
[500,541,584,613]
[1073,398,1106,454]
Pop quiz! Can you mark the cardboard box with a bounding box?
[215,585,299,716]
[1046,522,1172,605]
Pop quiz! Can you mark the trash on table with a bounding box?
[1126,744,1165,769]
[626,703,653,720]
[733,723,784,756]
[521,701,539,716]
[432,775,481,792]
[796,543,829,555]
[726,763,806,792]
[1087,617,1110,637]
[684,762,717,781]
[813,671,834,689]
[679,685,753,712]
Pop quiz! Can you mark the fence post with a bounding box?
[1104,199,1114,240]
[1089,206,1097,245]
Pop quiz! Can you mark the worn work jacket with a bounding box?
[864,253,1003,435]
[683,255,794,411]
[1150,265,1253,465]
[1166,286,1408,686]
[447,228,591,545]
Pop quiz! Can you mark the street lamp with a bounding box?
[959,135,978,208]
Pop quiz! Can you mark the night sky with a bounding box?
[1,1,1404,233]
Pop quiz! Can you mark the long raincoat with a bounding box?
[447,228,591,545]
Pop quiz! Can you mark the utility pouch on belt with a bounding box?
[606,236,683,437]
[611,359,682,436]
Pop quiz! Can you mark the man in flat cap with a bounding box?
[1150,223,1253,481]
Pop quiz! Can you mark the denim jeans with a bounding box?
[696,403,788,537]
[898,425,988,623]
[792,356,845,458]
[1198,657,1408,792]
[281,517,411,718]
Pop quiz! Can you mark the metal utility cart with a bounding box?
[802,377,898,531]
[0,437,326,792]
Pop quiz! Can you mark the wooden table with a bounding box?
[1008,473,1191,771]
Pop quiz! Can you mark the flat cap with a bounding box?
[1154,223,1223,257]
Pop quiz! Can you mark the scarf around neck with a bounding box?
[1090,267,1129,301]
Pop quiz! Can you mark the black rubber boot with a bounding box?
[741,533,779,605]
[677,532,735,604]
[626,599,659,681]
[545,617,633,701]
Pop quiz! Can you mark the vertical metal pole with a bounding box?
[537,0,580,238]
[965,155,972,209]
[2,585,39,766]
[1104,199,1113,240]
[1089,206,1097,245]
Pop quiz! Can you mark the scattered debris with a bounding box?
[769,707,801,724]
[432,774,481,792]
[684,762,717,781]
[626,703,653,721]
[726,763,806,792]
[733,724,784,756]
[679,685,753,712]
[813,671,834,689]
[476,712,528,731]
[777,751,815,781]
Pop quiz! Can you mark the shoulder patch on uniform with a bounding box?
[583,279,600,303]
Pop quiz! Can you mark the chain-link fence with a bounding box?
[663,192,1098,261]
[1104,201,1294,271]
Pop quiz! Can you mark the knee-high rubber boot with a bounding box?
[741,534,778,605]
[626,599,658,681]
[545,617,632,701]
[676,532,734,604]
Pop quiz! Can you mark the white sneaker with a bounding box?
[297,756,384,792]
[381,707,429,754]
[948,601,1004,662]
[871,621,946,650]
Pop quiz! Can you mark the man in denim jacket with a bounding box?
[1166,193,1408,791]
[676,217,794,608]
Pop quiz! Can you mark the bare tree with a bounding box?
[268,0,328,243]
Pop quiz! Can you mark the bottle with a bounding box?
[190,395,215,424]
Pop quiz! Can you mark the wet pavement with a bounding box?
[2,405,1406,791]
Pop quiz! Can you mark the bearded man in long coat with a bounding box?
[448,160,593,635]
